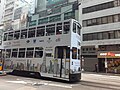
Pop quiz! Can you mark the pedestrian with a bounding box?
[95,63,98,73]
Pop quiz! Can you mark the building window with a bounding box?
[119,14,120,21]
[115,30,120,38]
[29,20,37,27]
[64,11,75,20]
[38,18,48,25]
[49,15,61,22]
[46,24,55,36]
[56,23,62,35]
[36,26,45,37]
[113,15,119,22]
[82,1,114,14]
[83,34,88,41]
[92,18,97,25]
[98,32,103,40]
[82,20,87,27]
[34,47,43,58]
[83,14,120,27]
[96,18,102,25]
[26,48,34,58]
[87,19,92,26]
[92,33,98,40]
[108,16,113,23]
[87,34,92,40]
[28,27,35,38]
[114,0,120,6]
[18,48,25,58]
[21,29,27,39]
[108,31,114,39]
[101,17,108,24]
[12,49,18,58]
[102,32,109,39]
[63,22,70,34]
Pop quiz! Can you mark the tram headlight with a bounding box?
[70,69,74,74]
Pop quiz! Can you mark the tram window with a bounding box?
[34,47,43,58]
[12,49,18,58]
[72,47,77,59]
[73,23,76,33]
[56,23,62,35]
[63,22,70,34]
[6,49,11,58]
[18,48,25,58]
[55,46,70,58]
[46,53,52,57]
[46,24,55,36]
[26,48,34,58]
[28,28,35,38]
[78,49,80,59]
[36,26,45,37]
[66,47,70,58]
[77,25,81,35]
[14,31,20,40]
[21,29,27,39]
[8,32,13,40]
[3,33,8,41]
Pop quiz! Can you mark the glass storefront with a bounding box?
[98,51,120,73]
[107,58,120,73]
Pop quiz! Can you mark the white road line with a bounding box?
[6,81,27,84]
[47,83,72,88]
[6,80,72,89]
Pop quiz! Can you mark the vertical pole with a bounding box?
[60,57,62,78]
[60,48,63,78]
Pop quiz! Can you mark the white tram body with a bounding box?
[2,19,81,82]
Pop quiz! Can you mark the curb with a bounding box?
[82,71,120,76]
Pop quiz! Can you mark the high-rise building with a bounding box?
[4,0,30,31]
[81,0,120,73]
[0,0,4,24]
[0,0,5,45]
[28,0,79,27]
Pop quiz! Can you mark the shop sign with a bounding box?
[98,52,120,58]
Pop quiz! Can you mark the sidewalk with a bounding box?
[82,71,120,76]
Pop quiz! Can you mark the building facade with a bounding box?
[28,0,80,27]
[0,0,4,24]
[4,0,29,31]
[0,0,5,45]
[81,0,120,73]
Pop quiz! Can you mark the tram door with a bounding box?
[55,46,70,78]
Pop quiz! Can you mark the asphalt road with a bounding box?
[0,72,120,90]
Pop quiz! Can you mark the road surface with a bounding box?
[0,72,120,90]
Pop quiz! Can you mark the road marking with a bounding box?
[6,81,27,84]
[16,86,37,90]
[6,80,72,89]
[47,83,72,88]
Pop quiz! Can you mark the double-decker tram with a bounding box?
[2,19,81,82]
